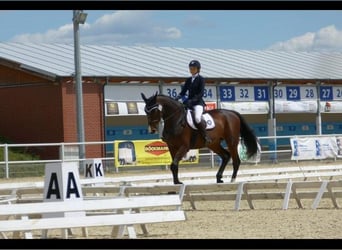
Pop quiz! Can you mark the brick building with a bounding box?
[0,60,105,159]
[1,43,342,159]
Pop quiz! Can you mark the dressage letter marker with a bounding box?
[84,158,104,178]
[43,162,84,217]
[46,172,61,199]
[84,158,105,186]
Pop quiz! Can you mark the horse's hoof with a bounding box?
[216,179,224,183]
[174,181,183,185]
[167,191,177,194]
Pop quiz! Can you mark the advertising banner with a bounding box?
[220,102,269,114]
[105,101,146,116]
[114,139,199,167]
[319,101,342,113]
[290,136,340,160]
[336,136,342,158]
[204,102,217,111]
[275,100,317,113]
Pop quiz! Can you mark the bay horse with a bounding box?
[141,92,258,184]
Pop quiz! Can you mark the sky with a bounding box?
[1,10,342,52]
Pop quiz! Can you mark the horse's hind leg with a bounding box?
[230,145,241,183]
[211,144,231,183]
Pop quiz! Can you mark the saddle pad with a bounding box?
[186,110,215,130]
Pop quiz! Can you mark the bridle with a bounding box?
[144,96,187,138]
[144,104,160,123]
[145,102,183,123]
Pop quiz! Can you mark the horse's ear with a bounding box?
[155,91,158,97]
[141,93,147,102]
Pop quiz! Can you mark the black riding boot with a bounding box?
[195,121,212,146]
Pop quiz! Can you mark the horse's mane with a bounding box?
[157,94,184,110]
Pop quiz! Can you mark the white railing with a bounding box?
[0,141,115,179]
[0,134,341,179]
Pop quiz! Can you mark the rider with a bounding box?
[175,60,212,145]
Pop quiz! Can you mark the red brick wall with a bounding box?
[0,65,105,159]
[0,82,63,159]
[61,81,105,158]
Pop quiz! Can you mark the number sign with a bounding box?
[219,86,235,101]
[320,86,333,101]
[163,86,217,101]
[274,86,317,101]
[301,86,316,100]
[219,86,268,101]
[286,86,300,101]
[319,86,342,101]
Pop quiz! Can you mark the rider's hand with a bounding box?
[186,99,192,108]
[175,95,182,101]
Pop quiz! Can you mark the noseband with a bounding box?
[144,103,159,114]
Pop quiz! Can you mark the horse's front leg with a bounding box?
[169,145,189,185]
[170,161,182,184]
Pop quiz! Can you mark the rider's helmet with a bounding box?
[188,60,201,71]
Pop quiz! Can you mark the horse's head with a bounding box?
[141,92,162,134]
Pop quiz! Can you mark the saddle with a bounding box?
[186,110,215,130]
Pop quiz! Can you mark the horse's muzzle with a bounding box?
[148,126,158,134]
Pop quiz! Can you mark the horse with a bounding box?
[141,92,258,184]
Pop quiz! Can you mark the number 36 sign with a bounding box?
[163,86,217,101]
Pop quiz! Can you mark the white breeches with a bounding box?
[193,105,204,124]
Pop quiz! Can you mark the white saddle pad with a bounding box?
[186,110,215,130]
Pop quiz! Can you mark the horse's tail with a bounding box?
[232,110,258,158]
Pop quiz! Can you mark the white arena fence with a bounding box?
[0,134,341,179]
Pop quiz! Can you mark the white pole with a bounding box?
[73,10,87,173]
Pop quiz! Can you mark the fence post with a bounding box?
[60,143,65,163]
[4,144,9,179]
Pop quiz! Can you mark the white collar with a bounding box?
[191,73,199,80]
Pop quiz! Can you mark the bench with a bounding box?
[0,194,186,239]
[179,180,342,210]
[80,178,342,211]
[1,164,341,194]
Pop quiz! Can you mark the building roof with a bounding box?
[1,42,342,81]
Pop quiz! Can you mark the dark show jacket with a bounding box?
[178,74,205,107]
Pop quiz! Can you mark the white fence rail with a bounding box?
[0,134,341,179]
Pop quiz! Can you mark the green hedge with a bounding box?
[0,137,43,178]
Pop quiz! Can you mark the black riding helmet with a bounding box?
[189,60,201,70]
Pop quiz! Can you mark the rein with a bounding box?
[145,102,184,122]
[162,106,183,122]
